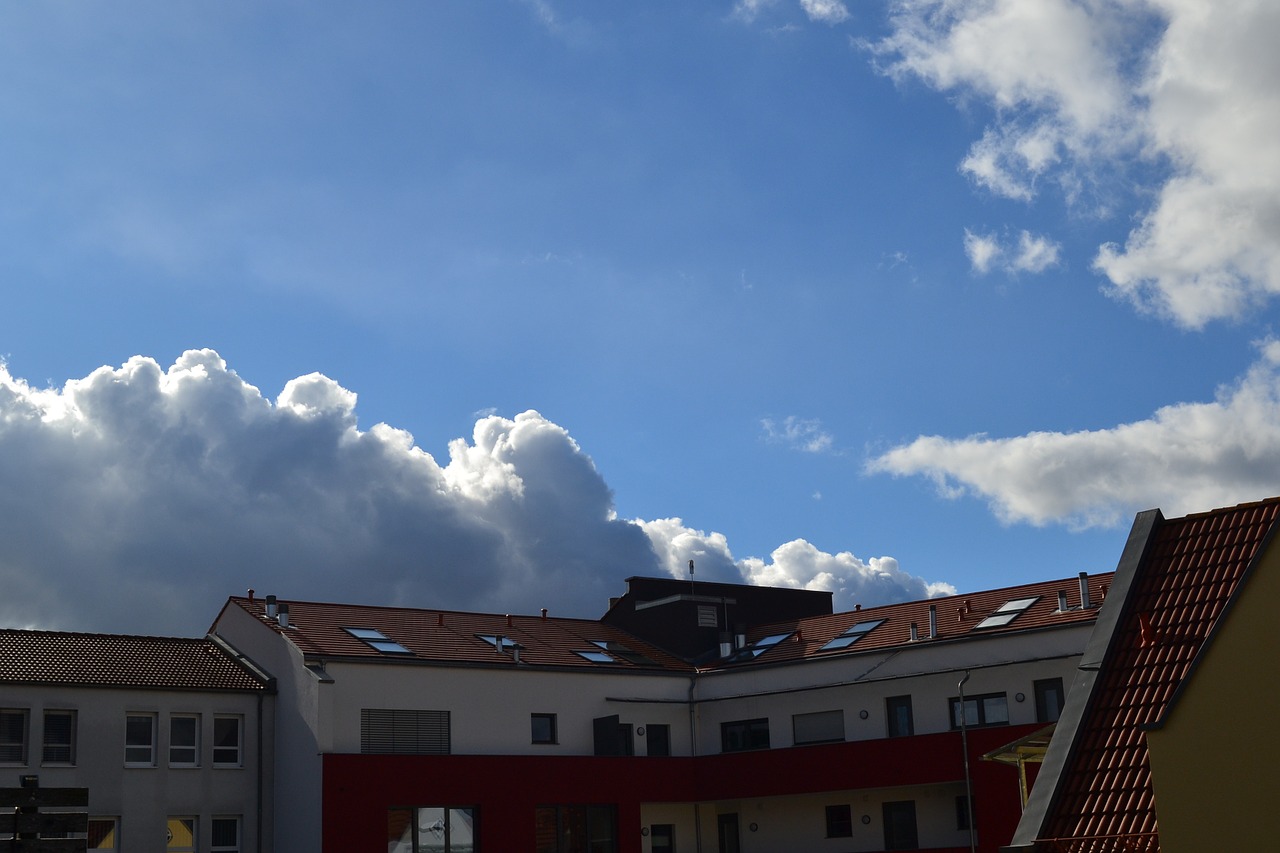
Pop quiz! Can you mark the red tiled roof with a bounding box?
[726,573,1113,668]
[0,629,271,692]
[1034,497,1280,846]
[227,598,694,672]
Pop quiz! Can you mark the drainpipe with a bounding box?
[256,691,264,853]
[958,670,977,853]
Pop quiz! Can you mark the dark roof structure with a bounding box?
[1005,496,1280,852]
[0,629,273,692]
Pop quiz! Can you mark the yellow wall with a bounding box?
[1146,538,1280,853]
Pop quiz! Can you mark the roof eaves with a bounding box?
[1005,507,1163,851]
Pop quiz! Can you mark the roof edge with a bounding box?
[1008,507,1163,848]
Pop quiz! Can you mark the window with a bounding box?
[344,627,413,655]
[531,713,557,744]
[825,804,853,838]
[361,709,450,755]
[721,718,770,752]
[819,619,886,652]
[792,710,844,745]
[590,640,658,667]
[167,817,197,853]
[574,649,615,663]
[42,709,76,764]
[88,818,119,850]
[725,632,793,662]
[974,596,1040,629]
[170,714,200,766]
[883,801,918,850]
[651,823,675,851]
[211,817,240,853]
[645,723,671,756]
[1,708,28,764]
[592,715,633,756]
[886,695,914,737]
[950,693,1009,729]
[125,713,156,766]
[213,715,243,766]
[476,634,523,653]
[1035,677,1066,723]
[535,805,615,853]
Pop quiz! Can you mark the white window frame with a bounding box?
[1,708,29,765]
[169,713,200,767]
[125,713,157,767]
[42,709,77,765]
[88,817,120,851]
[211,816,241,853]
[166,816,197,853]
[213,715,243,767]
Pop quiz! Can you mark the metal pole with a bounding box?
[958,670,977,853]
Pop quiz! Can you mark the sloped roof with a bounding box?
[721,572,1113,668]
[1008,496,1280,851]
[224,597,694,672]
[0,629,272,692]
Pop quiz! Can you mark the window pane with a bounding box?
[448,808,477,853]
[88,819,118,850]
[212,817,240,853]
[0,709,26,763]
[43,710,75,764]
[387,809,413,853]
[214,716,242,765]
[418,807,447,853]
[646,724,670,756]
[886,696,913,737]
[126,714,154,764]
[793,710,844,745]
[167,818,196,853]
[983,695,1009,724]
[826,804,853,838]
[170,716,198,765]
[531,714,556,744]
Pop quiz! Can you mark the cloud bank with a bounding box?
[0,351,949,634]
[869,0,1280,328]
[869,341,1280,529]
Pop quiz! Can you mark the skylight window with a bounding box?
[343,627,413,655]
[574,650,616,663]
[590,640,659,667]
[726,631,794,662]
[973,596,1040,630]
[476,634,524,652]
[819,619,885,652]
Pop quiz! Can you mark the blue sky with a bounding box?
[2,0,1278,635]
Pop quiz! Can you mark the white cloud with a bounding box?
[0,351,940,634]
[732,0,781,24]
[761,415,835,453]
[869,0,1280,328]
[964,229,1060,275]
[636,518,954,610]
[800,0,851,25]
[868,340,1280,529]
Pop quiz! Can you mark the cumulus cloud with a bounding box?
[636,519,954,611]
[868,0,1280,328]
[761,415,835,453]
[0,351,946,634]
[964,228,1061,275]
[868,340,1280,528]
[800,0,851,25]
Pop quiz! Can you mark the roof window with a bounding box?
[343,627,413,655]
[590,640,659,667]
[819,619,885,652]
[574,650,616,663]
[476,634,525,652]
[726,631,793,662]
[973,596,1040,629]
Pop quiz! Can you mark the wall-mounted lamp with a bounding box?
[641,827,649,837]
[1015,692,1026,703]
[859,709,869,720]
[861,815,871,825]
[637,726,646,736]
[749,823,759,832]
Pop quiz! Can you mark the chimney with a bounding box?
[1057,590,1069,611]
[719,632,733,658]
[541,608,548,620]
[436,613,444,627]
[506,614,513,628]
[928,605,937,639]
[734,624,747,650]
[493,635,506,654]
[265,595,278,619]
[277,603,290,628]
[512,646,521,664]
[247,588,255,604]
[1079,572,1092,609]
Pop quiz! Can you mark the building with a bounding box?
[1005,497,1280,852]
[211,573,1112,853]
[0,630,275,853]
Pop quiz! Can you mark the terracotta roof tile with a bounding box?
[229,598,693,672]
[0,629,270,692]
[1039,496,1280,845]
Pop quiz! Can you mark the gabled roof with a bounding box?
[223,597,693,672]
[0,629,272,692]
[716,572,1113,668]
[1007,496,1280,851]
